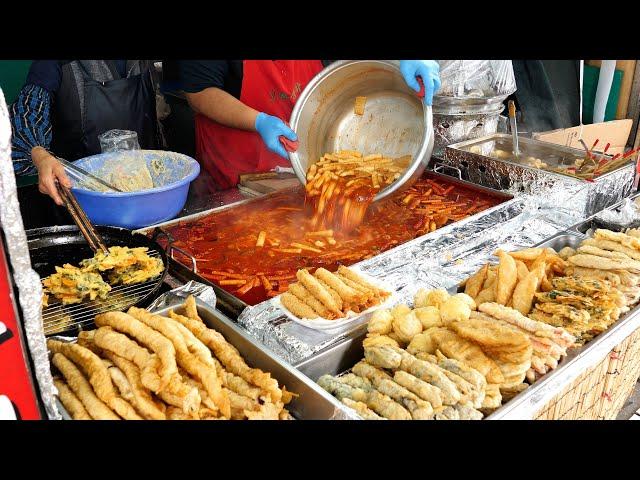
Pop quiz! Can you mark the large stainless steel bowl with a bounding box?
[288,60,434,201]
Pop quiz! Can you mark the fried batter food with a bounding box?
[352,362,434,419]
[296,269,343,316]
[594,229,640,251]
[434,350,486,392]
[288,283,333,319]
[558,246,576,260]
[407,328,504,384]
[582,238,640,261]
[362,334,400,349]
[93,327,162,392]
[168,309,282,403]
[511,263,545,315]
[48,339,142,420]
[386,347,462,405]
[319,374,412,420]
[52,353,119,420]
[95,311,178,390]
[281,292,320,319]
[127,306,229,418]
[50,296,293,421]
[42,264,111,305]
[440,296,472,324]
[81,246,163,285]
[496,250,518,305]
[392,370,443,408]
[449,317,530,350]
[477,303,575,348]
[391,309,423,343]
[413,306,442,330]
[53,378,92,420]
[464,264,488,299]
[368,309,394,335]
[568,254,640,273]
[341,398,384,420]
[414,288,450,309]
[102,351,166,420]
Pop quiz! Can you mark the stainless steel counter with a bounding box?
[179,187,253,218]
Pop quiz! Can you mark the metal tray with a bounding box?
[297,229,640,420]
[53,297,348,420]
[135,172,515,312]
[443,134,635,217]
[448,134,629,182]
[568,190,640,236]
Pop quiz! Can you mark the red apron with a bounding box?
[194,60,324,191]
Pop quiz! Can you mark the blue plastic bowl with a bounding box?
[71,150,200,229]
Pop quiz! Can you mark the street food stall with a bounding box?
[3,60,640,421]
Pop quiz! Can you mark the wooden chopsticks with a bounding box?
[56,181,108,254]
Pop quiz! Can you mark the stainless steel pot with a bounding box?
[288,60,434,201]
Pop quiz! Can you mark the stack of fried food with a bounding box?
[280,266,390,320]
[530,228,640,343]
[42,246,163,305]
[50,296,294,420]
[305,150,409,231]
[462,247,567,314]
[319,285,577,419]
[320,289,528,420]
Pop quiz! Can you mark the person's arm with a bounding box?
[10,61,71,204]
[10,85,71,205]
[10,84,53,176]
[181,60,296,159]
[185,87,258,132]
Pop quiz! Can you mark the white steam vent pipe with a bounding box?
[593,60,617,124]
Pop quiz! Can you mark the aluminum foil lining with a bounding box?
[237,194,581,365]
[147,280,217,312]
[443,146,635,218]
[436,60,516,99]
[592,195,640,230]
[433,109,503,156]
[0,89,61,419]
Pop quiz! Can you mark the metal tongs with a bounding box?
[55,181,109,254]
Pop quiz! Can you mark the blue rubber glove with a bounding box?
[399,60,441,106]
[255,112,297,159]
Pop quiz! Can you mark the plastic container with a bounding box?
[70,150,200,229]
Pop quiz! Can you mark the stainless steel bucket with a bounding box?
[288,60,434,201]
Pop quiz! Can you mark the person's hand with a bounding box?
[255,112,298,159]
[32,147,72,206]
[399,60,441,106]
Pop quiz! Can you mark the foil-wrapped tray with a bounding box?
[443,134,636,217]
[297,229,640,420]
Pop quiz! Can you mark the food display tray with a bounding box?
[296,229,640,420]
[136,172,516,314]
[567,190,640,236]
[442,133,635,217]
[53,297,349,420]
